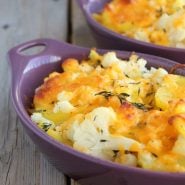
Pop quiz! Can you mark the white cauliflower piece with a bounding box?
[79,63,94,73]
[88,107,116,136]
[53,91,75,113]
[53,101,75,113]
[67,107,143,161]
[123,154,137,166]
[138,151,157,169]
[150,68,168,84]
[120,56,148,78]
[169,28,185,44]
[134,30,149,42]
[31,112,53,125]
[57,91,73,101]
[156,13,171,30]
[73,119,100,148]
[102,52,120,68]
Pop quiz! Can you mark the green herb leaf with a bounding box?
[128,82,141,85]
[100,139,107,142]
[131,102,148,111]
[42,122,52,132]
[112,150,119,158]
[117,93,130,104]
[95,91,114,99]
[146,92,154,97]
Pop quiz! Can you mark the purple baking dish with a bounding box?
[8,38,185,185]
[77,0,185,64]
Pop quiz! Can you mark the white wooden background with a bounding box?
[0,0,97,184]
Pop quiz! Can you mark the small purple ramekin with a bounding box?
[77,0,185,64]
[8,39,185,185]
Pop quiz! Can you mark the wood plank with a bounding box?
[40,156,67,185]
[0,0,68,184]
[71,0,97,48]
[70,179,80,185]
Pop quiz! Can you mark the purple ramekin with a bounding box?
[8,39,185,185]
[77,0,185,64]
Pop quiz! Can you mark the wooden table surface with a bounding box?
[0,0,97,184]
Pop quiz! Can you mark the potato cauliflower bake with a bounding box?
[94,0,185,48]
[31,50,185,172]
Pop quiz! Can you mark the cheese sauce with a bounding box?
[31,50,185,172]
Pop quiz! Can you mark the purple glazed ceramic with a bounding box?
[8,39,185,185]
[77,0,185,64]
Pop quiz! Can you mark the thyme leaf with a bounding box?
[128,82,141,85]
[112,150,119,158]
[117,93,130,104]
[95,91,150,111]
[95,91,114,99]
[28,109,46,114]
[131,102,148,111]
[42,122,52,132]
[36,109,46,113]
[138,88,141,96]
[93,115,97,121]
[95,91,130,104]
[146,92,154,97]
[100,139,107,142]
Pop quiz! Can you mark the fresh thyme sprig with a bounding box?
[95,91,129,104]
[131,103,148,111]
[95,91,114,99]
[95,90,149,111]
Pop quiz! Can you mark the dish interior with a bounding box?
[19,48,185,173]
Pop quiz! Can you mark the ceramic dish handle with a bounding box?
[8,38,84,81]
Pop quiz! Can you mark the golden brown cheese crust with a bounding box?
[94,0,185,47]
[32,51,185,172]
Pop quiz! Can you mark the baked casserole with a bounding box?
[31,50,185,172]
[94,0,185,48]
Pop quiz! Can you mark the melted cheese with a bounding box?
[31,50,185,172]
[94,0,185,48]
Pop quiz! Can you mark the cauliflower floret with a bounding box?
[122,154,137,166]
[138,151,157,169]
[169,28,185,43]
[31,113,54,131]
[57,91,73,102]
[102,52,120,68]
[88,107,116,136]
[73,119,100,148]
[134,30,149,42]
[66,107,142,161]
[31,112,53,125]
[79,63,94,73]
[53,91,75,113]
[150,68,168,84]
[118,55,149,79]
[156,13,171,30]
[53,101,75,113]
